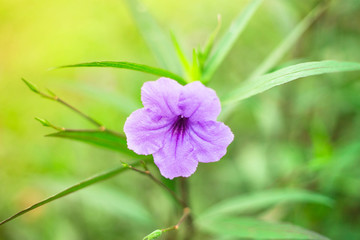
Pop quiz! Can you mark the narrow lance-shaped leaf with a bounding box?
[202,0,263,81]
[197,217,329,240]
[47,130,141,159]
[191,48,201,81]
[219,4,328,120]
[171,32,192,82]
[125,0,182,75]
[197,189,333,221]
[0,161,146,226]
[222,60,360,105]
[246,3,327,82]
[199,15,222,69]
[58,61,187,85]
[79,186,153,225]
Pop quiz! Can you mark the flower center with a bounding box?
[171,115,189,137]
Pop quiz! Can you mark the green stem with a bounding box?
[180,178,195,240]
[162,207,191,233]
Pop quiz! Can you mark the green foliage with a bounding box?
[198,15,222,74]
[222,60,360,105]
[197,189,333,220]
[0,163,143,226]
[202,0,263,81]
[191,49,201,81]
[198,217,329,240]
[125,0,181,75]
[246,3,327,81]
[47,130,140,158]
[2,0,360,239]
[59,61,187,85]
[79,185,153,225]
[22,78,40,94]
[170,32,192,82]
[59,82,141,115]
[143,229,162,240]
[35,117,52,127]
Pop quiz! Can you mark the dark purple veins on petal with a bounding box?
[171,115,189,140]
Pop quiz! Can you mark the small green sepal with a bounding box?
[35,117,51,127]
[22,78,40,94]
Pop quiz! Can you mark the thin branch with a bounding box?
[36,89,103,128]
[54,97,102,127]
[143,207,191,239]
[162,207,191,233]
[125,163,187,208]
[35,118,125,138]
[53,96,124,136]
[22,78,121,134]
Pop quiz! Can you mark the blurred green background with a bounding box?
[1,0,360,239]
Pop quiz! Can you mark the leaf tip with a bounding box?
[45,132,58,138]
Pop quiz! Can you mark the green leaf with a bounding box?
[199,15,222,71]
[322,142,360,191]
[125,0,181,75]
[171,32,192,81]
[22,78,40,94]
[47,130,140,158]
[197,217,329,240]
[58,61,187,85]
[197,189,333,220]
[0,162,144,226]
[143,229,163,240]
[80,186,153,225]
[191,48,201,81]
[202,0,263,81]
[222,60,360,105]
[246,3,327,82]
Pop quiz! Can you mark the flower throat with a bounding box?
[171,115,189,136]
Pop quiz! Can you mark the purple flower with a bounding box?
[124,78,234,179]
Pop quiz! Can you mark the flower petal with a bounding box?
[124,108,174,155]
[153,132,198,179]
[141,77,182,117]
[179,81,221,121]
[189,121,234,163]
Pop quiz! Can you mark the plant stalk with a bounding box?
[180,178,195,240]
